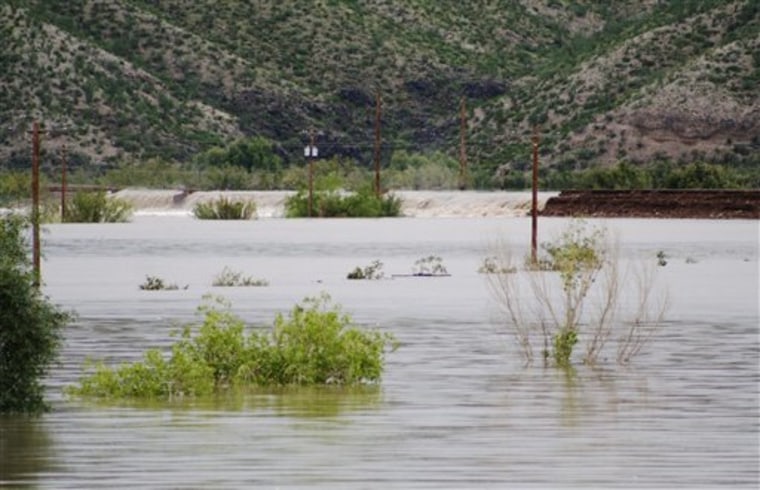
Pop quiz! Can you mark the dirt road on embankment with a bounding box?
[540,190,760,219]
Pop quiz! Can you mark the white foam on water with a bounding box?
[113,189,559,219]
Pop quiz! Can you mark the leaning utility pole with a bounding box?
[459,96,468,190]
[374,92,382,198]
[308,129,315,218]
[531,126,540,265]
[31,121,41,288]
[60,143,67,222]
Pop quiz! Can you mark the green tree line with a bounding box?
[2,137,758,202]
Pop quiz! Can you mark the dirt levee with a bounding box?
[540,190,760,219]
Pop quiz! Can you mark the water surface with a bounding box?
[2,215,758,488]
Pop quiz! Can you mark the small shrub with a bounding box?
[212,266,268,287]
[139,275,186,291]
[0,171,32,207]
[487,220,668,368]
[412,255,448,276]
[64,191,133,223]
[285,188,402,218]
[347,260,384,280]
[67,294,397,399]
[478,256,516,274]
[193,197,256,220]
[379,193,403,217]
[36,199,63,224]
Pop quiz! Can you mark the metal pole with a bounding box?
[459,96,468,190]
[61,143,67,222]
[308,129,314,218]
[531,126,539,265]
[374,92,382,198]
[31,121,41,287]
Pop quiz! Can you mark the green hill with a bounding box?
[1,0,758,186]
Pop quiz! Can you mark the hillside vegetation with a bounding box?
[1,0,758,187]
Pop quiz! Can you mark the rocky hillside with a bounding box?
[1,0,758,184]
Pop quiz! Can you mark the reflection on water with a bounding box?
[0,416,56,486]
[4,216,757,488]
[68,386,382,419]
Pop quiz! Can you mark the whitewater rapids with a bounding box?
[112,189,559,218]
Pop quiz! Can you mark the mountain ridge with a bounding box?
[1,0,757,186]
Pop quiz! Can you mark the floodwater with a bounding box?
[1,208,759,488]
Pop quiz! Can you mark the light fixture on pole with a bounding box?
[304,131,318,217]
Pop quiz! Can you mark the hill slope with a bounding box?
[1,0,758,184]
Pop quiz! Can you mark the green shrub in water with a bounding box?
[477,256,516,274]
[0,216,71,413]
[67,294,397,400]
[193,197,256,220]
[285,187,402,218]
[487,220,668,368]
[139,275,186,291]
[347,260,384,280]
[412,255,448,276]
[212,266,268,287]
[64,191,133,223]
[539,222,604,367]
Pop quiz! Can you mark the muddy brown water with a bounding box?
[1,215,758,488]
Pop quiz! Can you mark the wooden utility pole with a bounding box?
[60,143,67,222]
[374,92,382,198]
[531,126,539,265]
[31,121,41,288]
[308,129,315,218]
[459,96,468,190]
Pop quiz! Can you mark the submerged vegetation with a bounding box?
[478,256,516,274]
[0,216,71,413]
[139,275,185,291]
[347,260,385,280]
[212,267,268,287]
[488,220,668,368]
[285,186,402,218]
[63,191,133,223]
[412,255,449,276]
[67,295,397,399]
[193,197,256,220]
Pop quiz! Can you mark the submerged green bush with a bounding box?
[537,222,606,367]
[347,260,384,280]
[193,197,256,220]
[412,255,449,276]
[477,256,516,274]
[488,220,668,369]
[212,266,268,287]
[1,216,71,413]
[285,187,402,218]
[67,294,397,400]
[139,275,186,291]
[63,191,133,223]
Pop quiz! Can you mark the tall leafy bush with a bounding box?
[0,216,71,413]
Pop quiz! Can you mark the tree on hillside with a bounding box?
[194,136,282,173]
[192,136,284,189]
